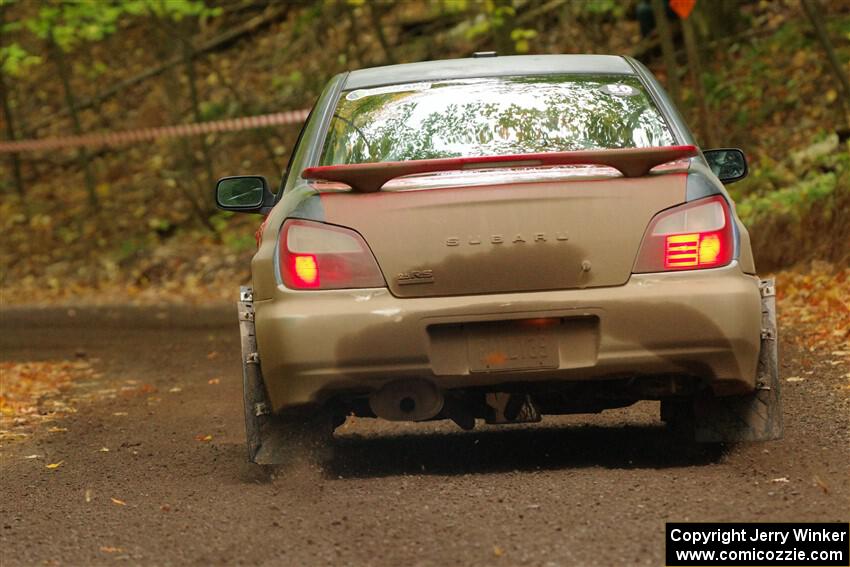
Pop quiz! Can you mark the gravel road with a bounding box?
[1,305,848,566]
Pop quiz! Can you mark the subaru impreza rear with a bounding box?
[216,54,782,464]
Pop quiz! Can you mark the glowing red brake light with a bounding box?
[664,231,724,268]
[279,219,385,290]
[290,254,319,287]
[634,195,733,273]
[665,233,700,268]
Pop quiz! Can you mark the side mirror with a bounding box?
[704,148,748,184]
[215,176,272,213]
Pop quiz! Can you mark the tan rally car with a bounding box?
[216,54,782,464]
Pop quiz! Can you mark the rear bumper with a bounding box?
[254,263,763,411]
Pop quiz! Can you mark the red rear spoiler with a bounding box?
[301,145,698,193]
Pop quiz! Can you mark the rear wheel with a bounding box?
[661,279,783,443]
[239,286,335,465]
[660,398,695,440]
[253,412,335,466]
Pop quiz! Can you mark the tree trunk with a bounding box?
[0,71,24,198]
[801,0,850,127]
[345,3,366,67]
[651,0,681,107]
[152,18,216,231]
[179,32,216,197]
[369,3,396,64]
[492,0,515,55]
[697,0,743,40]
[206,62,284,173]
[48,32,98,209]
[0,7,24,198]
[681,16,717,148]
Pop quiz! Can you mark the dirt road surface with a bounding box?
[1,305,848,566]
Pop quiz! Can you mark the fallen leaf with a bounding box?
[113,412,128,416]
[85,489,93,502]
[786,376,804,382]
[195,434,213,442]
[207,378,220,385]
[24,454,41,459]
[111,498,126,506]
[99,447,110,452]
[100,546,124,553]
[160,504,171,512]
[46,461,64,469]
[168,387,182,393]
[813,476,830,494]
[206,351,219,360]
[771,477,789,483]
[48,426,68,433]
[493,545,505,557]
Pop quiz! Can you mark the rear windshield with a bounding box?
[320,74,675,166]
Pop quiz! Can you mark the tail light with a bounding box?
[633,195,734,273]
[279,219,385,290]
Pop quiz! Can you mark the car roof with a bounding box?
[344,54,634,90]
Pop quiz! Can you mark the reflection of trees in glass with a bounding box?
[320,75,675,165]
[220,178,264,206]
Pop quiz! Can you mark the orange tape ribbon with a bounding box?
[0,109,311,153]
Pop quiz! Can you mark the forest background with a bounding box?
[0,0,848,306]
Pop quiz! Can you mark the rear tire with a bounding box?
[664,279,783,443]
[254,411,335,466]
[661,399,696,441]
[239,286,335,465]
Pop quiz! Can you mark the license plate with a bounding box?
[467,322,559,372]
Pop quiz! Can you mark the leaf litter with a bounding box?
[0,359,158,445]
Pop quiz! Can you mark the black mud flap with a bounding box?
[694,278,783,443]
[238,286,285,464]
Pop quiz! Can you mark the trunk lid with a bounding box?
[315,171,687,298]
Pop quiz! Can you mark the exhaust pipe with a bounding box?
[369,379,444,422]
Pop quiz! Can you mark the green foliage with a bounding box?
[199,99,229,121]
[437,0,469,14]
[738,172,838,224]
[0,42,41,76]
[581,0,626,19]
[457,1,538,53]
[25,1,125,49]
[510,27,536,54]
[20,0,219,52]
[464,16,491,41]
[121,0,219,20]
[489,3,515,26]
[464,1,511,38]
[115,236,146,263]
[210,211,256,252]
[737,144,849,227]
[0,1,42,76]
